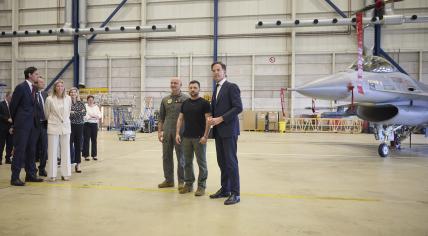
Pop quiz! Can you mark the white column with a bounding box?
[64,0,73,28]
[251,54,255,111]
[189,54,193,83]
[177,56,181,78]
[140,0,147,114]
[331,52,336,109]
[45,60,48,80]
[78,0,88,87]
[108,56,112,91]
[290,0,296,118]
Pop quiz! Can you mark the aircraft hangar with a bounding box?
[0,0,427,235]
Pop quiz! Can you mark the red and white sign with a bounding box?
[356,12,364,95]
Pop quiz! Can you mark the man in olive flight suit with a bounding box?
[157,77,189,190]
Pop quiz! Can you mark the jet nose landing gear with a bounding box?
[378,143,389,158]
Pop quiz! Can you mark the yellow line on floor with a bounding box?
[244,192,379,202]
[26,182,380,202]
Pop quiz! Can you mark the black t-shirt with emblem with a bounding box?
[180,97,211,138]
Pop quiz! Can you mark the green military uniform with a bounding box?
[159,92,189,184]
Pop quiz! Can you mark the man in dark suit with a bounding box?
[35,76,49,176]
[0,92,13,165]
[9,66,43,186]
[209,61,243,205]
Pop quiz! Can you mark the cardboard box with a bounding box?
[242,110,257,131]
[268,112,279,122]
[257,112,267,131]
[269,122,278,131]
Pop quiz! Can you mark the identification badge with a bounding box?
[167,99,172,104]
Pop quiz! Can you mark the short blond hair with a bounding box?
[68,87,81,101]
[52,79,65,98]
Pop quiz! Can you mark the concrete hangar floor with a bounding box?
[0,131,427,236]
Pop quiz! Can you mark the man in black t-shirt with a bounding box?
[176,80,211,196]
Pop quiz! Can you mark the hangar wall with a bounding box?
[0,0,427,116]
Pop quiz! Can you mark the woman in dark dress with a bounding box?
[69,87,86,173]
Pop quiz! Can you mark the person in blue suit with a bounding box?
[209,61,243,205]
[9,66,43,186]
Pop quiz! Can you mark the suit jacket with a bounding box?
[211,80,243,138]
[44,95,72,135]
[35,90,48,122]
[9,80,36,130]
[41,91,48,101]
[0,101,12,130]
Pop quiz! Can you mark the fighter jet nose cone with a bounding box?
[295,74,351,100]
[295,86,347,99]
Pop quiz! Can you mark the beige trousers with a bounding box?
[47,134,71,178]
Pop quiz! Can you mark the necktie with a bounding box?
[212,84,218,102]
[32,85,37,101]
[39,93,44,109]
[215,83,220,102]
[36,92,46,121]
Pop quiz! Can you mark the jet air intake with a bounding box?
[356,104,428,126]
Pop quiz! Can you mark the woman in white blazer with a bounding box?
[44,79,72,181]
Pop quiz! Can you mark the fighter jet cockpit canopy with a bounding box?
[349,56,398,73]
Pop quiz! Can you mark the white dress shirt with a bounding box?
[216,78,226,99]
[25,80,33,93]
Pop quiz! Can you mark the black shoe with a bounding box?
[5,158,11,164]
[38,169,47,177]
[84,157,90,161]
[25,176,44,182]
[75,164,82,173]
[92,157,98,161]
[224,194,240,205]
[10,179,25,186]
[209,189,231,199]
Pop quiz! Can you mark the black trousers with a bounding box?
[0,128,13,161]
[70,123,83,164]
[35,122,48,171]
[83,122,98,158]
[11,125,39,180]
[214,135,240,195]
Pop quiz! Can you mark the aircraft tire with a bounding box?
[378,143,389,158]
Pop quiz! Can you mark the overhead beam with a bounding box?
[0,25,176,38]
[256,15,428,28]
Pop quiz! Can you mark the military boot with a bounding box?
[194,187,205,196]
[158,180,174,188]
[178,182,185,191]
[179,185,193,194]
